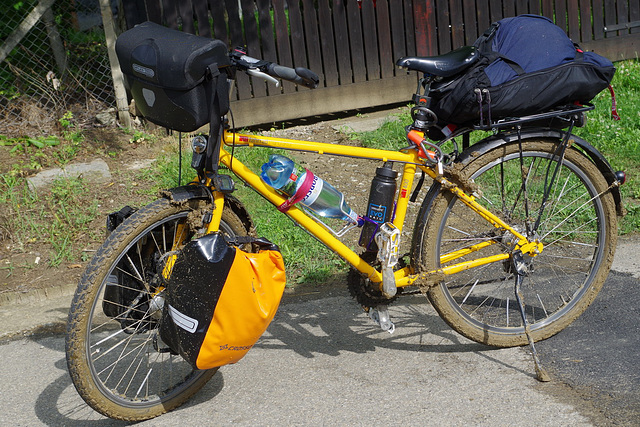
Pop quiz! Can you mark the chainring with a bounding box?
[347,252,403,309]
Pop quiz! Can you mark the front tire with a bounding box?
[65,198,249,421]
[413,139,617,347]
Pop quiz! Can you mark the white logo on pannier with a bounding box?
[132,63,155,78]
[168,304,198,333]
[142,88,156,107]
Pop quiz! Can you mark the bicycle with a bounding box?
[65,27,625,421]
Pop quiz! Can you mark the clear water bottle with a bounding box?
[260,154,358,224]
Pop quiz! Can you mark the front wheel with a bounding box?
[65,197,250,421]
[412,139,617,347]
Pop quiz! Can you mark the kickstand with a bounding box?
[513,253,551,382]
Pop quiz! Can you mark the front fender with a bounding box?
[161,184,254,232]
[459,129,624,216]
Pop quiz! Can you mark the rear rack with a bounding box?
[473,103,594,131]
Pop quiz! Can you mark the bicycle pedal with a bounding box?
[368,305,395,334]
[375,223,400,298]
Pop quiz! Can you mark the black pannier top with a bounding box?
[115,21,230,132]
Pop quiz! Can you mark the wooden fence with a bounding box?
[120,0,640,128]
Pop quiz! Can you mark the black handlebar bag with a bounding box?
[428,15,615,126]
[115,21,230,133]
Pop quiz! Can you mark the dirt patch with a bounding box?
[0,126,177,296]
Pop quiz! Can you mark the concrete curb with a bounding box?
[0,283,77,307]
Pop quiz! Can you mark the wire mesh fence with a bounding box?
[0,0,117,138]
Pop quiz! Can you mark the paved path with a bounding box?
[0,236,638,425]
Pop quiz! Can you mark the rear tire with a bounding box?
[412,139,617,347]
[65,198,249,421]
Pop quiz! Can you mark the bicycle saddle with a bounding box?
[396,46,478,77]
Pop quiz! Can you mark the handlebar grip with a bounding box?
[267,64,319,89]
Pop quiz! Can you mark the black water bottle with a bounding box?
[359,163,398,251]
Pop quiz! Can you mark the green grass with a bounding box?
[0,173,99,267]
[574,60,640,233]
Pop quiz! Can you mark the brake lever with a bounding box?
[246,68,280,87]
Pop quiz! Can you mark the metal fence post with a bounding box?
[99,0,131,128]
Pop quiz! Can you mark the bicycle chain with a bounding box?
[347,252,415,309]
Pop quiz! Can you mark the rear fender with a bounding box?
[458,129,624,216]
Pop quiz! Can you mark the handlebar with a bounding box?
[230,47,319,89]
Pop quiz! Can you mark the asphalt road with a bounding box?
[1,270,638,426]
[1,235,638,426]
[537,270,640,425]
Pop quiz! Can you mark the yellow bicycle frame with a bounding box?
[208,129,541,291]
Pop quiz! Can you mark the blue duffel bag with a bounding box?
[428,14,615,126]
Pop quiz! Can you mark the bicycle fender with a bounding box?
[459,129,624,216]
[161,185,254,231]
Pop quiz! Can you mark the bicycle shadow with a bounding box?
[31,282,531,424]
[257,284,527,372]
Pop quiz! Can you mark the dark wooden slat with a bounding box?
[555,0,568,32]
[489,0,503,23]
[503,0,515,18]
[240,0,266,98]
[603,1,617,38]
[529,0,540,15]
[225,1,252,100]
[476,0,490,36]
[413,0,437,56]
[287,0,307,69]
[301,0,323,84]
[579,0,593,42]
[332,0,352,84]
[449,0,465,49]
[123,0,147,28]
[319,0,339,86]
[389,0,407,60]
[162,0,178,29]
[141,0,154,24]
[208,0,227,44]
[541,0,554,21]
[632,0,640,34]
[256,0,276,62]
[403,0,416,56]
[617,0,630,36]
[256,0,278,95]
[515,0,528,16]
[592,0,605,40]
[567,0,580,41]
[346,0,367,83]
[436,0,451,53]
[225,1,244,46]
[177,0,195,34]
[193,0,210,37]
[273,0,295,93]
[361,0,380,80]
[376,0,394,79]
[462,0,478,44]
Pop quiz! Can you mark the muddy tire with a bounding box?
[412,139,617,347]
[65,198,249,421]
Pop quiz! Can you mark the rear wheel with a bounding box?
[413,139,617,347]
[65,198,249,421]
